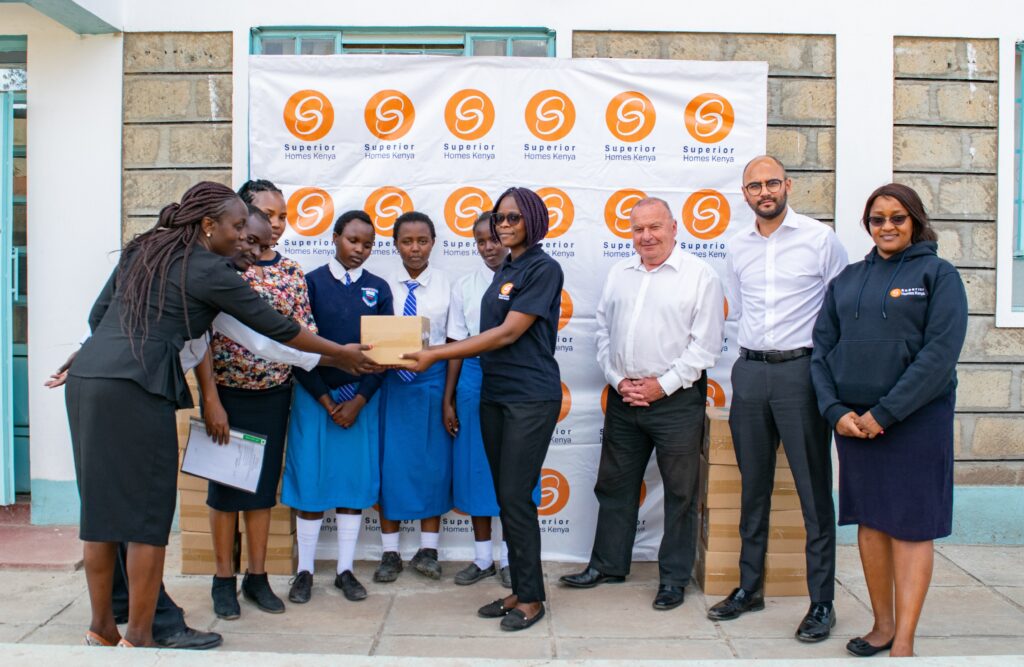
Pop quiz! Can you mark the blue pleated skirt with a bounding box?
[282,383,380,512]
[379,363,453,520]
[452,358,500,517]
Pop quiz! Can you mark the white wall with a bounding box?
[1,4,123,483]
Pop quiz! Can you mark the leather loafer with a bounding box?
[500,605,545,631]
[154,627,223,650]
[796,602,836,643]
[652,585,685,611]
[558,566,625,588]
[455,562,496,586]
[706,587,765,621]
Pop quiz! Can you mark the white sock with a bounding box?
[474,540,492,569]
[296,516,322,574]
[499,541,509,569]
[336,513,361,575]
[381,531,400,553]
[420,530,439,550]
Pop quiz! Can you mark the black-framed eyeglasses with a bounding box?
[744,179,784,196]
[493,212,525,226]
[867,215,910,228]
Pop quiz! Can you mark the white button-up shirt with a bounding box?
[596,246,725,396]
[447,266,496,340]
[328,257,363,286]
[725,207,848,351]
[388,264,451,346]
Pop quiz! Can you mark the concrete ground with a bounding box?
[0,536,1022,662]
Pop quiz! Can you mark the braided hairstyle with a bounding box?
[118,181,242,356]
[491,187,549,248]
[237,179,283,204]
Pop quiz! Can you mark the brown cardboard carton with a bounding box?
[701,506,806,553]
[177,450,208,492]
[695,548,808,597]
[240,503,296,536]
[700,455,799,510]
[178,489,211,533]
[180,530,217,575]
[240,533,297,576]
[704,407,789,468]
[361,315,429,367]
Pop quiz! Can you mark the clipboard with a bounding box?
[180,418,267,493]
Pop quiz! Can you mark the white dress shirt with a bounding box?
[596,246,725,396]
[725,208,848,351]
[447,266,496,340]
[388,264,451,346]
[328,257,363,286]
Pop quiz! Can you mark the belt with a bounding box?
[739,347,813,363]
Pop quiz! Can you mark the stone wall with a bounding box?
[573,32,836,223]
[121,33,233,244]
[892,37,1021,485]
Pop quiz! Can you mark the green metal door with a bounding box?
[0,90,14,505]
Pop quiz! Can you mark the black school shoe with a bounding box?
[155,627,223,650]
[288,571,313,603]
[335,570,368,601]
[455,562,496,585]
[241,572,285,614]
[374,551,404,583]
[410,548,442,579]
[795,602,836,642]
[211,575,240,620]
[500,605,546,631]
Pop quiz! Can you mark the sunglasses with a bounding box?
[867,215,910,228]
[492,212,525,226]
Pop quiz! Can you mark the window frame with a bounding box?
[250,26,556,57]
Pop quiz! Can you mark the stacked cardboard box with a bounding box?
[695,407,808,597]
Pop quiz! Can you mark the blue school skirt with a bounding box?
[379,363,453,520]
[452,358,500,517]
[282,383,380,512]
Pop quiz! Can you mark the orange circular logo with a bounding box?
[605,91,656,142]
[558,289,573,331]
[724,297,730,319]
[604,189,647,239]
[444,187,493,238]
[682,189,731,240]
[364,186,413,237]
[889,288,902,298]
[525,90,576,141]
[638,480,648,508]
[558,382,572,422]
[707,379,727,407]
[283,90,334,142]
[500,282,514,296]
[444,89,495,141]
[538,468,571,516]
[364,89,415,141]
[684,93,735,144]
[286,187,334,237]
[537,187,575,239]
[601,385,609,414]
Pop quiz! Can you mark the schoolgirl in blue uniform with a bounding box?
[375,211,453,584]
[403,188,564,632]
[283,210,393,604]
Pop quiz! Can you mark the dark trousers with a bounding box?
[111,543,186,640]
[729,355,836,602]
[480,398,561,604]
[589,374,706,587]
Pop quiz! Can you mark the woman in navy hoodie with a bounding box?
[811,183,967,659]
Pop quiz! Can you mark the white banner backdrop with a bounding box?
[249,55,767,562]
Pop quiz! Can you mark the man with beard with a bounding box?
[707,156,848,643]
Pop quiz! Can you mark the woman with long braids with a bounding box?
[66,181,378,648]
[403,187,563,632]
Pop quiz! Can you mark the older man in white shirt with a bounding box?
[559,197,724,611]
[708,155,848,644]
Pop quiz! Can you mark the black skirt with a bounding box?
[66,375,178,546]
[206,383,292,512]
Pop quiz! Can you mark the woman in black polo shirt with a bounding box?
[403,186,562,632]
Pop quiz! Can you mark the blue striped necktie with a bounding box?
[344,272,352,286]
[398,280,420,382]
[333,383,357,403]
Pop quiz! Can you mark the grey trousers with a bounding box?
[729,355,836,602]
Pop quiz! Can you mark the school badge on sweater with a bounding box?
[361,287,379,308]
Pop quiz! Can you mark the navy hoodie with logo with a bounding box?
[811,240,967,430]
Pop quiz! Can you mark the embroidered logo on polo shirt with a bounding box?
[361,287,379,307]
[889,287,927,298]
[498,282,514,301]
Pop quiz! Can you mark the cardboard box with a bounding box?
[178,489,211,533]
[180,530,218,575]
[240,533,298,576]
[240,503,296,536]
[704,407,789,468]
[700,455,799,510]
[701,506,806,554]
[177,450,208,492]
[695,548,808,597]
[361,315,430,367]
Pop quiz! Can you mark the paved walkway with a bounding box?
[0,536,1021,661]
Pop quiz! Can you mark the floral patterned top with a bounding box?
[212,253,317,390]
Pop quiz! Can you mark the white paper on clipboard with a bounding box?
[181,418,266,493]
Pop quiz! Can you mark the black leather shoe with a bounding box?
[335,570,368,601]
[652,585,685,611]
[558,566,626,588]
[154,627,223,650]
[500,605,545,631]
[374,551,404,583]
[477,598,514,618]
[455,562,496,585]
[796,602,836,643]
[211,575,240,620]
[410,548,442,580]
[241,572,285,614]
[288,571,313,604]
[706,587,764,621]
